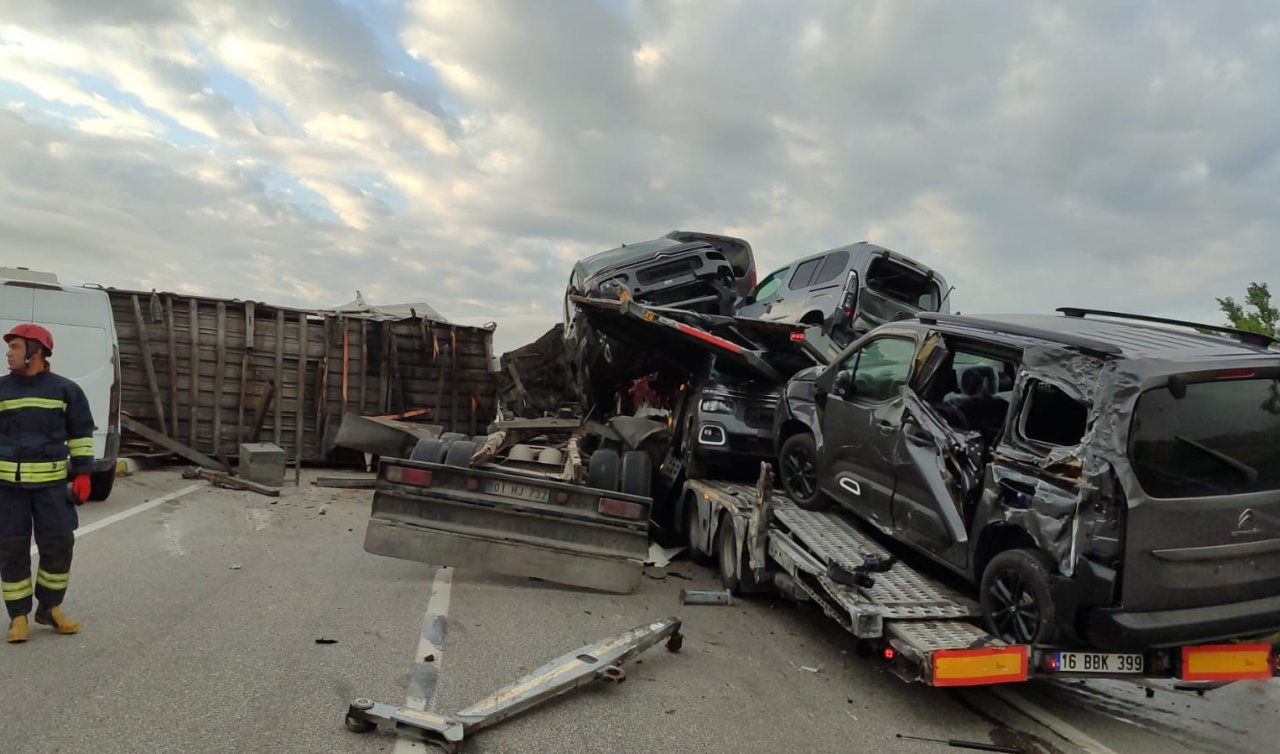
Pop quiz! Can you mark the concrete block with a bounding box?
[239,443,286,487]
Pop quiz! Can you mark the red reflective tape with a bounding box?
[1180,643,1272,681]
[932,645,1028,687]
[674,324,742,353]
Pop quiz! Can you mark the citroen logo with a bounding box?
[1232,508,1263,537]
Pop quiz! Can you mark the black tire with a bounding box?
[344,715,375,734]
[778,433,828,510]
[438,432,467,452]
[979,549,1061,645]
[471,434,491,445]
[587,449,620,492]
[683,497,712,566]
[443,440,478,468]
[88,467,115,501]
[620,451,652,499]
[716,514,758,595]
[409,439,447,464]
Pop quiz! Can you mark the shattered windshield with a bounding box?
[866,256,942,311]
[1130,377,1280,498]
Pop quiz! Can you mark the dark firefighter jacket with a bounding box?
[0,370,96,488]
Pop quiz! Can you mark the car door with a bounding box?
[890,337,988,568]
[817,334,919,527]
[736,266,789,319]
[768,256,824,322]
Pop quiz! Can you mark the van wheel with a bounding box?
[779,434,828,510]
[980,549,1060,645]
[88,468,115,501]
[619,451,652,498]
[587,449,620,492]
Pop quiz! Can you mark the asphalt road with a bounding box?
[0,469,1274,753]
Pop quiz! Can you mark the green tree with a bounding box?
[1217,282,1279,337]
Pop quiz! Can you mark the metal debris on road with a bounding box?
[645,543,684,568]
[896,733,1022,753]
[679,589,733,606]
[315,638,338,645]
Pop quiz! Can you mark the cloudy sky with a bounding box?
[2,0,1279,353]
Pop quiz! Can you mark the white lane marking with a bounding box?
[991,687,1122,754]
[395,566,454,753]
[31,484,203,556]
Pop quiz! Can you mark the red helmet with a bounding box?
[4,323,54,355]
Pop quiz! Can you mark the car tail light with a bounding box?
[745,268,757,292]
[385,465,433,487]
[790,330,805,342]
[1218,369,1256,380]
[1041,653,1060,672]
[598,497,647,520]
[883,647,896,661]
[466,478,480,492]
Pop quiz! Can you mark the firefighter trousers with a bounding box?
[0,485,77,618]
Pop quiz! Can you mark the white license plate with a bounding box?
[483,480,549,503]
[1054,652,1144,674]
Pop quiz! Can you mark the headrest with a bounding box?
[960,366,996,397]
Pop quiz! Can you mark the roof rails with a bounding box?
[916,313,1122,358]
[1056,307,1279,350]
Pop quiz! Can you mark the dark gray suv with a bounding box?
[775,308,1280,652]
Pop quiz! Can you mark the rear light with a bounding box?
[745,268,757,291]
[466,478,480,492]
[790,331,805,342]
[555,491,569,504]
[385,466,433,487]
[598,497,647,520]
[1218,369,1256,380]
[1042,653,1060,673]
[883,647,896,661]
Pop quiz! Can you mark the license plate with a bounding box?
[1054,652,1144,674]
[483,480,549,504]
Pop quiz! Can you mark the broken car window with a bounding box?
[1130,377,1280,498]
[842,337,916,403]
[1021,381,1089,447]
[866,256,942,311]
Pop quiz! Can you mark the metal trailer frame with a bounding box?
[680,467,1280,687]
[345,616,684,752]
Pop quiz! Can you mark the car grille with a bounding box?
[637,257,702,284]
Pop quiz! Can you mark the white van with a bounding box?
[0,267,121,500]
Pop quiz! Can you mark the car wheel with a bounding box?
[88,468,116,501]
[980,549,1060,645]
[620,451,652,498]
[443,441,478,468]
[779,434,828,510]
[409,439,447,464]
[587,449,620,492]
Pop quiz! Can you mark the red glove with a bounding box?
[71,475,91,505]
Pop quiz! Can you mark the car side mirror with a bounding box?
[833,371,853,398]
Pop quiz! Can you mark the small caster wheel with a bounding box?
[666,632,684,653]
[345,715,376,734]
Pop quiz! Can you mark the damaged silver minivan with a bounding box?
[775,307,1280,652]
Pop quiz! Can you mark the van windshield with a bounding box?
[1130,377,1280,498]
[866,256,942,311]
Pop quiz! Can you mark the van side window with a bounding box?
[811,250,850,286]
[788,258,822,290]
[751,268,788,302]
[839,337,916,403]
[1021,381,1089,446]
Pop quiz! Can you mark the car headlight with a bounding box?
[700,398,734,414]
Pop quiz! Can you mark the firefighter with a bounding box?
[1,323,95,643]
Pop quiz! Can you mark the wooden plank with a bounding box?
[188,468,280,497]
[341,317,350,416]
[295,312,307,485]
[389,327,403,415]
[359,319,368,414]
[189,298,200,448]
[432,323,445,428]
[166,295,178,441]
[214,301,227,452]
[121,415,221,470]
[237,301,255,450]
[249,381,276,443]
[274,309,284,447]
[377,324,390,413]
[317,316,331,451]
[130,295,169,436]
[450,325,459,433]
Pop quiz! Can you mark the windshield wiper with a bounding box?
[1175,435,1258,483]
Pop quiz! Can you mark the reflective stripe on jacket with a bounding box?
[0,370,96,488]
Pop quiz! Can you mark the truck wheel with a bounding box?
[587,449,620,492]
[980,549,1060,645]
[779,434,828,510]
[438,432,467,452]
[683,497,711,566]
[716,514,760,595]
[619,451,652,498]
[443,441,478,468]
[88,468,116,501]
[409,439,447,464]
